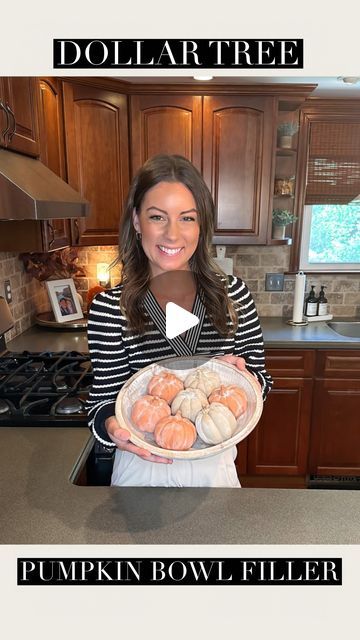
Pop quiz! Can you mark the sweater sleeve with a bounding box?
[85,287,132,446]
[228,276,273,400]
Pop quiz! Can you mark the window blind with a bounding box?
[305,121,360,205]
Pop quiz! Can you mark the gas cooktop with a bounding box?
[0,350,91,427]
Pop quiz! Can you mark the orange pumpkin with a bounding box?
[208,384,248,418]
[147,371,184,404]
[131,395,171,433]
[154,412,197,450]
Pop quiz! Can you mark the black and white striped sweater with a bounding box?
[86,275,273,446]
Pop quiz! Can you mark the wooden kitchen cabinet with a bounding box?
[238,348,360,488]
[62,81,130,246]
[203,95,276,244]
[0,77,40,156]
[0,78,71,253]
[237,349,315,487]
[308,350,360,476]
[130,94,202,176]
[130,93,276,244]
[37,77,71,251]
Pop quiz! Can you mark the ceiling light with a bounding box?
[337,76,360,85]
[193,74,213,81]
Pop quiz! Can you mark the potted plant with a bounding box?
[272,208,298,239]
[277,121,299,149]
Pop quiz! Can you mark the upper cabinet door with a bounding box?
[63,82,130,246]
[130,94,202,176]
[203,96,276,244]
[38,77,71,251]
[38,78,67,179]
[0,78,7,146]
[0,77,40,156]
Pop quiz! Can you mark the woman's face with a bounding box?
[133,181,200,278]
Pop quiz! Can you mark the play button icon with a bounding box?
[166,302,199,339]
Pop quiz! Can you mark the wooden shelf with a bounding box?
[276,147,297,156]
[269,238,293,245]
[273,194,295,199]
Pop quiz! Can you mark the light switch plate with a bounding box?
[265,273,284,291]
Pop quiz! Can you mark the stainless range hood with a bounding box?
[0,149,90,220]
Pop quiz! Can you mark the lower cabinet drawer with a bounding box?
[315,350,360,379]
[265,349,315,378]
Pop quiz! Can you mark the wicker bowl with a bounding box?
[115,355,263,460]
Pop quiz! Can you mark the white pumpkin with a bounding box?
[171,388,208,422]
[195,402,237,445]
[184,367,221,397]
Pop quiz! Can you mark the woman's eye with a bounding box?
[181,216,196,222]
[149,215,164,221]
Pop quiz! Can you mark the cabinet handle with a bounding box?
[0,100,10,142]
[73,219,80,244]
[47,222,55,249]
[5,103,16,142]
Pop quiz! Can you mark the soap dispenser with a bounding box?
[317,286,328,316]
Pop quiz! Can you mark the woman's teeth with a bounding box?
[158,246,183,255]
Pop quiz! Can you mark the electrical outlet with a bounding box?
[265,273,284,291]
[4,280,12,304]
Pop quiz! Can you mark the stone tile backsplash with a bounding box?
[227,245,360,318]
[1,244,359,341]
[0,252,48,341]
[77,244,359,319]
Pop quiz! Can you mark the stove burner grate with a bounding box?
[0,350,92,427]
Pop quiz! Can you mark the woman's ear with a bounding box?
[132,208,140,233]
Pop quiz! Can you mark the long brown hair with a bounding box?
[118,154,240,335]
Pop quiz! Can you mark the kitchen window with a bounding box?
[298,115,360,272]
[299,201,360,271]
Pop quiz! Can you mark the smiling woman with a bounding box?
[85,154,273,487]
[132,181,200,278]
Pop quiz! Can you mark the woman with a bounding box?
[86,154,272,487]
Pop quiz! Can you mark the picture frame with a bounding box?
[45,278,84,323]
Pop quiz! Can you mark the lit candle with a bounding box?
[96,263,110,286]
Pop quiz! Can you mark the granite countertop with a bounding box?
[1,427,360,545]
[260,316,360,349]
[6,316,360,353]
[1,318,359,546]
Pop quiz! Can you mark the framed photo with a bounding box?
[45,278,84,323]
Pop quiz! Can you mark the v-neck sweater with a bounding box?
[86,275,273,447]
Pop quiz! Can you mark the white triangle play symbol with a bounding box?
[165,302,199,339]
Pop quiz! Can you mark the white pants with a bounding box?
[111,445,241,488]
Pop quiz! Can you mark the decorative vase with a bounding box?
[279,135,293,149]
[274,177,295,197]
[272,224,286,240]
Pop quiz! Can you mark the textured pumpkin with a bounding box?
[171,388,208,422]
[131,394,171,433]
[184,367,221,397]
[154,412,197,450]
[195,402,237,445]
[147,371,184,404]
[208,384,248,418]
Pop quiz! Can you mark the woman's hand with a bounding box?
[216,354,262,394]
[105,416,173,464]
[216,354,247,370]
